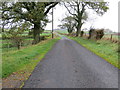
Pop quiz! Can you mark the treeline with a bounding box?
[58,1,109,37]
[1,1,109,48]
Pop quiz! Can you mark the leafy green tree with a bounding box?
[1,2,58,44]
[58,16,76,34]
[5,22,31,49]
[63,1,109,36]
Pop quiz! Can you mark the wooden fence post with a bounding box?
[110,34,112,41]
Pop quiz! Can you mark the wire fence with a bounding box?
[102,34,119,43]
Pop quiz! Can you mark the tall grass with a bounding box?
[2,38,60,78]
[68,36,119,69]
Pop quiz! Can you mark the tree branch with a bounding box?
[64,2,77,17]
[44,2,58,15]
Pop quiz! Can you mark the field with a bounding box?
[56,30,120,43]
[103,34,119,41]
[41,30,52,36]
[2,29,119,78]
[56,30,68,34]
[2,30,59,78]
[2,37,60,78]
[1,31,52,53]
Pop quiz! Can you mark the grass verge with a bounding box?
[2,37,60,78]
[68,36,119,69]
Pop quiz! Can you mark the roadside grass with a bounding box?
[68,36,119,69]
[2,37,60,78]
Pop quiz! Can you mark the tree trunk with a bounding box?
[110,34,112,40]
[76,23,82,37]
[76,3,85,37]
[32,23,41,44]
[76,4,80,37]
[76,29,80,37]
[2,25,4,32]
[17,43,20,50]
[16,41,21,50]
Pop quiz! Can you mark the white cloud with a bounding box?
[45,4,67,30]
[92,0,119,32]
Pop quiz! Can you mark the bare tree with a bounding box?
[63,1,109,36]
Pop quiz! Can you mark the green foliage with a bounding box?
[58,16,76,34]
[4,23,31,49]
[86,2,109,15]
[2,31,52,53]
[1,2,58,44]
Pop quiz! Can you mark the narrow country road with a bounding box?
[23,37,118,88]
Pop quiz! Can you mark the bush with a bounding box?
[2,43,14,48]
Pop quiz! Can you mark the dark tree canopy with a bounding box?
[1,2,59,44]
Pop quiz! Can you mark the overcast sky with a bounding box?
[45,0,119,32]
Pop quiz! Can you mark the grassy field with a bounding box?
[68,36,119,69]
[2,37,60,78]
[2,38,33,53]
[56,30,68,34]
[55,30,119,41]
[2,31,52,53]
[103,34,119,40]
[41,32,51,36]
[17,30,52,36]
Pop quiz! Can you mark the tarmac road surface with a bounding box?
[23,37,118,88]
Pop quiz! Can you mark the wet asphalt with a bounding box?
[23,37,118,88]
